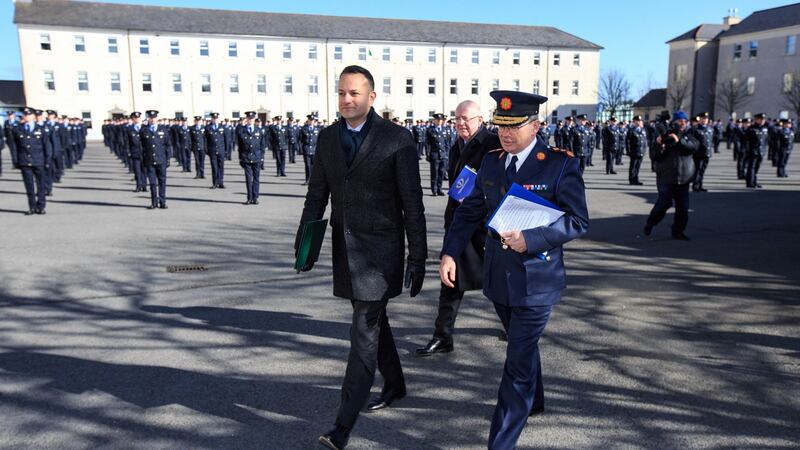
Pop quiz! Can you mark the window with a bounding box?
[533,52,541,65]
[334,45,343,61]
[77,71,89,91]
[81,111,92,129]
[428,48,436,63]
[532,80,540,95]
[749,41,758,58]
[167,40,179,56]
[229,75,239,93]
[201,74,211,93]
[175,111,184,119]
[512,79,520,91]
[358,46,367,61]
[471,50,479,64]
[200,40,209,56]
[309,44,318,60]
[139,38,149,55]
[334,76,339,93]
[733,43,742,60]
[256,42,265,58]
[492,50,500,64]
[787,36,797,56]
[40,33,51,51]
[450,49,458,63]
[44,71,55,91]
[382,47,390,61]
[552,80,560,95]
[571,80,579,95]
[449,78,458,94]
[746,76,756,95]
[228,42,238,57]
[107,37,117,54]
[231,111,240,119]
[405,78,414,94]
[573,53,580,66]
[110,72,121,92]
[142,73,152,92]
[282,43,292,59]
[284,75,293,94]
[675,64,687,82]
[428,110,436,119]
[74,35,85,52]
[490,79,499,91]
[257,75,266,94]
[784,73,793,93]
[428,78,436,95]
[309,75,319,94]
[172,73,182,93]
[471,79,479,95]
[383,77,391,94]
[553,53,560,66]
[513,51,521,65]
[406,47,414,62]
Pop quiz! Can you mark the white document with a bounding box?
[488,194,564,234]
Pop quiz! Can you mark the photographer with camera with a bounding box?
[643,111,699,240]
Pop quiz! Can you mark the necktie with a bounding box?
[506,155,518,187]
[150,125,156,133]
[249,126,253,134]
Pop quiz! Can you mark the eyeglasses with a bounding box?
[454,115,481,123]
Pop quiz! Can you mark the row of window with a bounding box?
[732,35,797,60]
[41,70,581,96]
[38,33,581,66]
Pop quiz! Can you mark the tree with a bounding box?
[667,78,691,112]
[598,69,631,118]
[715,72,749,119]
[781,69,800,120]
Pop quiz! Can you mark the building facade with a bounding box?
[14,0,601,139]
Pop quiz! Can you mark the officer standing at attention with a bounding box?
[413,120,427,159]
[269,116,289,177]
[139,110,171,209]
[440,91,588,450]
[691,112,714,192]
[288,118,300,164]
[191,116,206,179]
[11,107,53,215]
[237,111,265,205]
[602,117,619,174]
[776,118,794,177]
[205,112,227,189]
[4,111,18,174]
[300,114,319,185]
[626,116,647,185]
[127,112,147,192]
[44,110,66,192]
[426,113,448,196]
[559,116,574,152]
[570,114,591,173]
[176,118,192,173]
[734,118,748,179]
[745,113,769,188]
[224,118,235,161]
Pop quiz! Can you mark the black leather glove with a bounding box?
[404,261,425,297]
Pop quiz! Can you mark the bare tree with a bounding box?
[781,69,800,120]
[667,78,691,112]
[598,69,631,117]
[715,73,749,118]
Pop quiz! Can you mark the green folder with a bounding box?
[294,219,328,273]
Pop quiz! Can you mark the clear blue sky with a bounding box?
[0,0,794,100]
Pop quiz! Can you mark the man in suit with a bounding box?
[416,100,501,357]
[237,111,265,205]
[140,110,172,209]
[296,65,427,450]
[440,91,589,450]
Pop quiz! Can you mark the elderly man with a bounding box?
[416,100,501,356]
[441,91,589,450]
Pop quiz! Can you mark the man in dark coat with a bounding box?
[416,100,501,357]
[296,66,426,450]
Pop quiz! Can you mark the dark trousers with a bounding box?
[303,154,315,182]
[735,148,746,178]
[646,182,690,235]
[0,149,3,175]
[692,156,709,190]
[586,146,594,165]
[288,143,297,163]
[429,154,446,194]
[182,147,192,172]
[746,154,763,187]
[226,145,233,161]
[603,149,615,173]
[628,156,642,183]
[243,163,261,201]
[64,147,74,168]
[21,165,47,211]
[336,300,404,430]
[145,164,167,206]
[615,147,624,165]
[433,284,465,341]
[54,153,64,181]
[275,150,286,176]
[777,149,791,177]
[132,158,146,189]
[44,158,57,193]
[194,151,205,177]
[489,301,554,450]
[209,152,225,186]
[416,143,426,158]
[577,155,586,174]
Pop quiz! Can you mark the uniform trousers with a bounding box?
[646,182,690,235]
[145,164,167,206]
[428,153,446,194]
[275,150,287,176]
[21,165,47,211]
[628,155,643,183]
[433,284,465,341]
[303,153,315,182]
[194,150,205,177]
[692,156,709,190]
[209,152,225,186]
[243,163,261,202]
[131,158,146,190]
[777,149,791,177]
[416,142,426,159]
[181,147,192,172]
[64,147,74,169]
[746,154,763,187]
[288,143,297,164]
[603,148,616,174]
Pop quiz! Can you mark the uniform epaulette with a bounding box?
[549,146,574,158]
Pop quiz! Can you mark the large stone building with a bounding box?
[666,3,800,119]
[14,0,601,139]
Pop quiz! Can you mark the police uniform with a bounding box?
[269,116,289,176]
[626,116,648,185]
[691,113,714,192]
[237,111,265,205]
[140,110,172,209]
[176,119,192,173]
[734,119,748,178]
[426,114,449,196]
[205,113,227,189]
[745,113,769,188]
[126,112,147,192]
[288,120,300,164]
[12,107,53,214]
[602,119,619,174]
[190,117,206,178]
[224,120,235,161]
[442,91,588,450]
[300,114,320,184]
[44,111,67,192]
[413,121,427,159]
[570,115,591,173]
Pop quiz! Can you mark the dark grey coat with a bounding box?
[650,124,698,185]
[296,110,427,302]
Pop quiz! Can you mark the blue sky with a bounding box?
[0,0,794,100]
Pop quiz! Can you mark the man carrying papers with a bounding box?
[439,90,589,450]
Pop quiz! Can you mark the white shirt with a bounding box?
[504,137,537,171]
[346,119,366,132]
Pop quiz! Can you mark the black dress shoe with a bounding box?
[35,209,46,215]
[755,184,762,188]
[499,330,508,342]
[415,338,453,357]
[147,204,157,210]
[159,203,168,209]
[319,425,350,450]
[366,389,406,412]
[610,171,617,174]
[529,406,545,417]
[24,210,34,216]
[210,185,217,189]
[243,201,251,206]
[437,191,445,196]
[671,233,690,241]
[643,224,653,236]
[218,184,225,189]
[252,199,259,205]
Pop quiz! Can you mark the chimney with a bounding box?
[723,8,742,27]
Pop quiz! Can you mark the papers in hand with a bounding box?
[447,166,477,202]
[487,183,564,234]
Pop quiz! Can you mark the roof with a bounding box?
[719,3,800,39]
[633,88,666,108]
[667,24,726,44]
[14,0,602,50]
[0,80,26,106]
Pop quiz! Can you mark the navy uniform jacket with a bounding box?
[12,122,53,167]
[426,126,448,156]
[571,125,591,157]
[236,125,265,164]
[190,126,206,153]
[626,126,647,157]
[47,121,67,157]
[692,124,714,158]
[127,124,144,159]
[175,126,191,152]
[140,125,172,166]
[224,125,235,150]
[602,125,618,152]
[205,124,227,156]
[780,127,795,153]
[269,124,289,151]
[4,120,18,164]
[413,125,427,144]
[300,124,319,155]
[745,124,769,157]
[442,138,589,307]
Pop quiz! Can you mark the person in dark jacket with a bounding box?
[626,115,647,185]
[11,107,53,215]
[643,111,699,240]
[691,112,714,192]
[139,110,172,209]
[776,118,794,178]
[602,118,619,174]
[744,113,769,188]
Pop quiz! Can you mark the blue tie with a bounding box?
[506,155,518,187]
[27,123,33,132]
[150,125,156,133]
[249,126,253,133]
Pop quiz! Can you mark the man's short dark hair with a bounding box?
[340,65,375,91]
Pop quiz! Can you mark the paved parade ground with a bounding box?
[1,143,799,449]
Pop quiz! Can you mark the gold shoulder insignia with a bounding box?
[549,146,575,158]
[489,148,505,159]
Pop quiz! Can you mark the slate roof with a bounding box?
[718,3,800,38]
[14,0,602,50]
[667,24,726,43]
[0,80,26,106]
[633,88,666,108]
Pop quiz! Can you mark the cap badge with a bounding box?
[499,97,513,111]
[536,151,546,161]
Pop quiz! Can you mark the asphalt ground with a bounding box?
[0,143,798,449]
